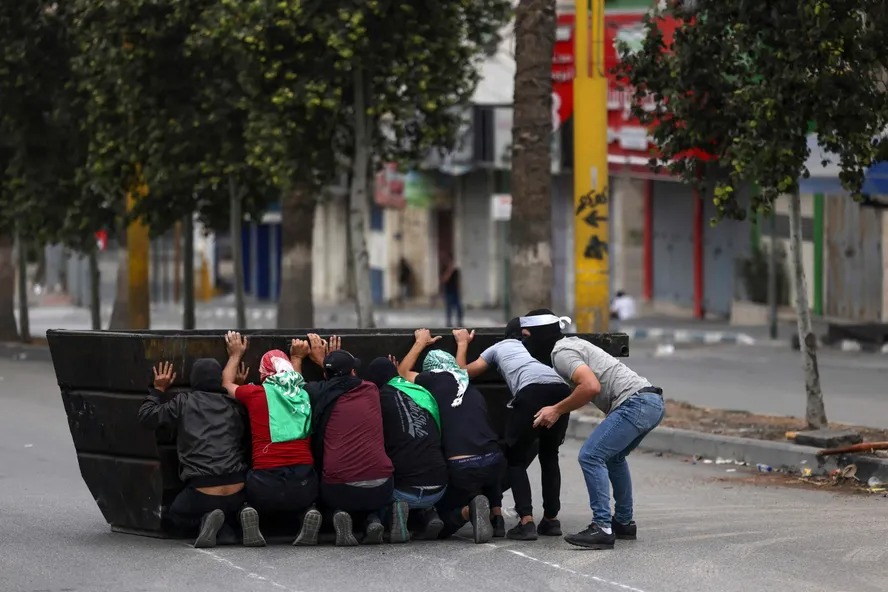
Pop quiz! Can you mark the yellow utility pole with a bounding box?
[573,0,610,332]
[127,165,151,330]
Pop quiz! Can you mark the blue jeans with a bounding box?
[444,291,463,327]
[381,485,447,524]
[578,393,665,528]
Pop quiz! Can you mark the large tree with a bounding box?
[619,0,888,428]
[510,0,556,316]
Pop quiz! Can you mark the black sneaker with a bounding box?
[491,515,506,538]
[194,509,225,548]
[389,501,410,544]
[506,521,538,541]
[363,514,384,545]
[416,508,444,541]
[537,517,562,537]
[564,523,616,550]
[239,506,267,547]
[293,508,322,546]
[612,518,637,540]
[468,496,493,544]
[333,511,359,547]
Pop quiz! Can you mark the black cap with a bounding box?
[323,350,361,377]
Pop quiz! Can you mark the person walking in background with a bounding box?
[454,321,571,541]
[398,257,413,307]
[524,310,665,550]
[221,332,321,546]
[439,252,463,327]
[610,290,637,321]
[138,359,264,549]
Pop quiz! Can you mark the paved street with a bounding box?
[627,342,888,428]
[2,356,887,592]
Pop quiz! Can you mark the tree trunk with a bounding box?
[88,247,101,330]
[183,214,196,330]
[348,65,376,329]
[509,0,557,316]
[789,189,827,429]
[0,234,18,340]
[229,176,247,329]
[109,225,129,330]
[277,189,315,328]
[15,232,30,342]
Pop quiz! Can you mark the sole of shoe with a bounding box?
[615,533,637,540]
[469,496,493,544]
[363,521,384,545]
[538,523,563,537]
[333,512,359,547]
[564,536,615,550]
[194,509,225,549]
[239,507,267,547]
[293,509,322,546]
[389,501,410,544]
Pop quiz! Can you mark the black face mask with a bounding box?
[522,333,559,367]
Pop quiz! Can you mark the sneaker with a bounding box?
[194,509,225,548]
[417,508,444,541]
[506,521,538,541]
[363,514,384,545]
[239,506,267,547]
[564,523,616,550]
[491,514,506,538]
[468,496,493,544]
[612,518,637,540]
[293,508,322,546]
[537,517,562,537]
[389,501,410,544]
[333,511,359,547]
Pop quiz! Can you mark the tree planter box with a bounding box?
[47,328,629,538]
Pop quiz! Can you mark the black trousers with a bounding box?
[436,452,505,533]
[167,486,246,537]
[504,382,570,518]
[246,464,319,527]
[320,477,394,515]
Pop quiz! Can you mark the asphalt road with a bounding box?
[2,357,888,592]
[627,342,888,428]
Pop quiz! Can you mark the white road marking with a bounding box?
[506,548,651,592]
[192,547,302,592]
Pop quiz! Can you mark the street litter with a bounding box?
[841,464,858,479]
[756,464,773,473]
[725,469,737,473]
[801,468,813,477]
[867,476,883,488]
[702,459,714,464]
[715,457,732,465]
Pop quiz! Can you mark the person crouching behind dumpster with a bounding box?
[298,337,395,547]
[222,332,321,546]
[397,330,506,544]
[524,309,666,550]
[138,358,263,548]
[454,321,571,541]
[364,356,449,542]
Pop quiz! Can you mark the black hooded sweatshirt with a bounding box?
[138,358,248,487]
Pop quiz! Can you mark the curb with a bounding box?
[620,326,757,346]
[565,415,888,483]
[0,342,52,363]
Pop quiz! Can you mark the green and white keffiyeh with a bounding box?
[422,349,469,407]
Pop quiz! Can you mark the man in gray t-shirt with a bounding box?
[454,322,571,541]
[522,309,665,551]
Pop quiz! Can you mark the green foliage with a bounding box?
[617,1,888,220]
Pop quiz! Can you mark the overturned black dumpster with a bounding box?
[47,328,629,538]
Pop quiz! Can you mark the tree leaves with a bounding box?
[617,1,888,220]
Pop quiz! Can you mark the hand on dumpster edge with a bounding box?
[414,329,441,348]
[452,329,475,344]
[152,362,177,393]
[328,335,342,353]
[307,333,327,366]
[225,331,248,359]
[290,339,310,360]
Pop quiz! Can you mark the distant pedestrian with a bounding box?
[398,257,413,307]
[439,252,463,327]
[524,309,665,550]
[610,290,637,321]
